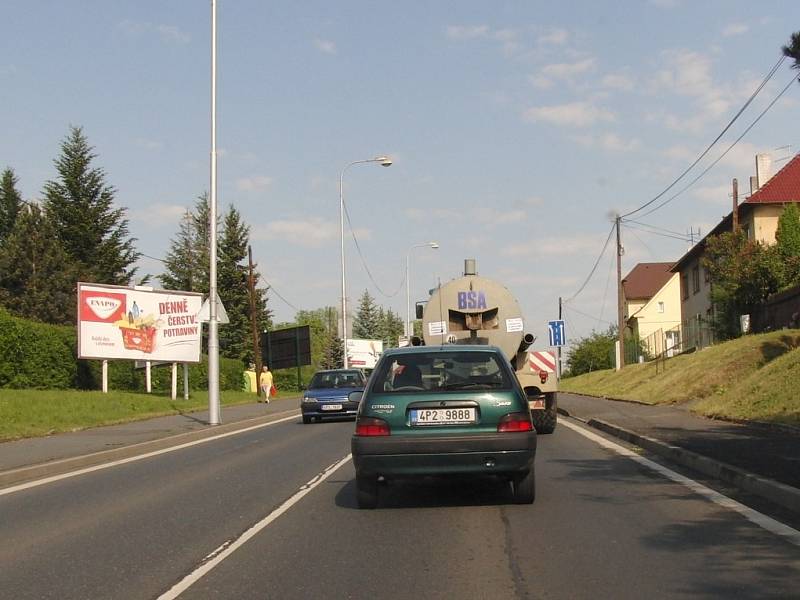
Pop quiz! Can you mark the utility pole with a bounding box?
[558,296,563,379]
[732,178,739,232]
[616,215,625,369]
[247,245,262,394]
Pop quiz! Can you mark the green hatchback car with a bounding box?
[351,345,536,509]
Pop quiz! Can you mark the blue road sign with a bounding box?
[548,320,566,347]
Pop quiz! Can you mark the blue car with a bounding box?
[301,369,367,424]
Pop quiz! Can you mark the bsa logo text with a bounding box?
[457,291,487,310]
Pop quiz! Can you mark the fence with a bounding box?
[622,317,715,367]
[751,284,800,333]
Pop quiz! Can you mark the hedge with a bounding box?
[0,308,243,391]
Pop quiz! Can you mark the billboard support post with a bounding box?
[183,363,189,400]
[171,363,178,400]
[146,361,152,393]
[102,360,108,394]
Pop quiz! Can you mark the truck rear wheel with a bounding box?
[531,392,557,434]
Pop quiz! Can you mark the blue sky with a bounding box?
[2,1,800,349]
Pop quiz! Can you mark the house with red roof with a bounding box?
[671,153,800,348]
[623,262,681,358]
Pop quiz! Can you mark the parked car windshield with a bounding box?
[308,370,364,389]
[370,350,513,393]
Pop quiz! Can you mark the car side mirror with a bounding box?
[348,391,363,403]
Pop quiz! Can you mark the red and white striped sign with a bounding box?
[528,351,556,373]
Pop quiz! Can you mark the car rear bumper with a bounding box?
[352,432,536,477]
[301,401,359,418]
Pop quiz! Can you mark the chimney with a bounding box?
[732,178,738,232]
[750,175,758,195]
[756,153,773,189]
[464,258,477,276]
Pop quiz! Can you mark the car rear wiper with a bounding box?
[441,381,503,390]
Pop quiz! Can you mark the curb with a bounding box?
[583,416,800,515]
[0,408,300,489]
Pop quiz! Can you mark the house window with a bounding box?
[692,266,700,294]
[681,274,689,300]
[657,301,665,313]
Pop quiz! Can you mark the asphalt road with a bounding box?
[1,414,798,600]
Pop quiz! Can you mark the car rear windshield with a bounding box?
[308,371,364,389]
[370,350,513,393]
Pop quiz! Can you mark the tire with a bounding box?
[356,474,378,509]
[302,415,312,424]
[531,392,557,434]
[513,468,535,504]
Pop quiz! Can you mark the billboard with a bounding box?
[78,283,203,363]
[261,325,312,370]
[347,338,383,369]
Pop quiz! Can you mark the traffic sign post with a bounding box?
[548,320,566,347]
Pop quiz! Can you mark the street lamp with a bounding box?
[339,156,392,368]
[406,241,439,341]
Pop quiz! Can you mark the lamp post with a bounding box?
[406,242,439,341]
[208,0,221,425]
[339,156,392,368]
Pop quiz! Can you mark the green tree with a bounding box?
[218,206,253,361]
[565,326,617,376]
[353,289,381,339]
[775,203,800,286]
[378,307,404,349]
[160,208,200,292]
[783,31,800,75]
[703,231,785,339]
[0,204,78,324]
[0,168,23,245]
[43,126,139,284]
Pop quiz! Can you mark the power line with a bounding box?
[260,276,300,312]
[342,198,405,298]
[623,222,692,243]
[623,219,691,239]
[635,73,798,220]
[563,222,616,303]
[621,55,786,219]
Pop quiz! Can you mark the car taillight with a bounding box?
[355,417,390,436]
[497,412,533,433]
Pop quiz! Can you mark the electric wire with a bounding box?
[621,55,786,219]
[564,303,614,327]
[342,198,406,298]
[259,276,300,312]
[623,219,691,239]
[634,73,798,220]
[563,222,616,304]
[624,222,693,243]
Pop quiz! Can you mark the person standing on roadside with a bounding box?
[259,365,273,403]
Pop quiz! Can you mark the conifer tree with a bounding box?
[0,168,23,245]
[43,126,139,284]
[159,192,214,293]
[353,289,380,339]
[0,204,77,324]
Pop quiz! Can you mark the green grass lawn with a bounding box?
[0,388,298,442]
[560,329,800,426]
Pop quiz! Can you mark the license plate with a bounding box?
[411,407,476,425]
[321,404,343,411]
[529,399,545,410]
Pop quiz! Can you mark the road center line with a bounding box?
[561,418,800,547]
[0,413,300,497]
[157,453,353,600]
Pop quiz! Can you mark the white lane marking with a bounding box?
[561,419,800,547]
[157,453,353,600]
[0,413,300,497]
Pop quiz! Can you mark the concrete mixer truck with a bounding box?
[419,259,558,433]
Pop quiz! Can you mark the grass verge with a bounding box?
[560,329,800,426]
[0,389,297,442]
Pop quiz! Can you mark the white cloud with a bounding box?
[722,23,749,37]
[692,183,731,205]
[236,176,273,192]
[129,203,188,224]
[541,57,596,78]
[538,28,569,45]
[253,217,371,247]
[523,101,615,127]
[572,133,641,152]
[313,38,337,54]
[119,20,190,45]
[601,72,635,91]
